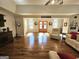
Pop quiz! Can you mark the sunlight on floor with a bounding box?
[38,33,48,49]
[27,33,34,49]
[27,32,49,49]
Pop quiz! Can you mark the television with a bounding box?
[0,14,6,27]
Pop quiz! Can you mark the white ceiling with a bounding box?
[16,5,79,15]
[63,0,79,5]
[14,0,79,15]
[14,0,49,5]
[14,0,79,5]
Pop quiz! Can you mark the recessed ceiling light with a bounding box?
[15,0,24,3]
[51,0,55,4]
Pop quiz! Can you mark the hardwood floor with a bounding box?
[0,35,79,59]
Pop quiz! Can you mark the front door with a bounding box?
[39,21,48,32]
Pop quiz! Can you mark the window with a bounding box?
[52,18,59,28]
[28,18,34,29]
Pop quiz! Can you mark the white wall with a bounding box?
[24,18,27,36]
[15,15,24,36]
[0,8,16,37]
[62,18,69,33]
[0,0,16,13]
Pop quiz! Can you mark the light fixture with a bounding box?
[15,0,25,4]
[49,22,52,25]
[45,0,63,5]
[34,21,38,25]
[51,0,55,4]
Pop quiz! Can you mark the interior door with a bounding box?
[39,21,48,32]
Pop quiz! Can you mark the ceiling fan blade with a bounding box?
[45,0,63,5]
[59,0,63,5]
[45,0,51,5]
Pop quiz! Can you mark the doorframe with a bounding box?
[38,21,48,32]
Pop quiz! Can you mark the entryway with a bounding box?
[39,21,48,32]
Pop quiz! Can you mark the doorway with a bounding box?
[39,21,48,32]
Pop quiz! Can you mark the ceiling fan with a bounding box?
[45,0,63,5]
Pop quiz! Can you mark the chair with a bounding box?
[50,28,61,40]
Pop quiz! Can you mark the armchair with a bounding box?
[50,28,61,40]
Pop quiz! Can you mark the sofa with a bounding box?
[49,51,76,59]
[65,33,79,52]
